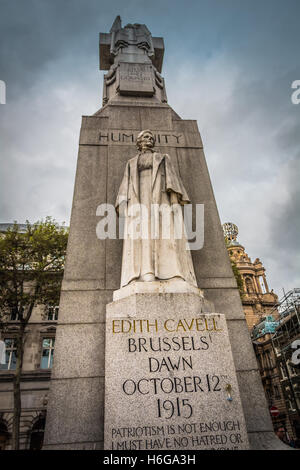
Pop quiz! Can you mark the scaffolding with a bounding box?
[251,289,300,441]
[271,289,300,438]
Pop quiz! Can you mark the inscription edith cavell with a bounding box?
[104,311,249,450]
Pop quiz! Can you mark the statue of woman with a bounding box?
[116,130,197,288]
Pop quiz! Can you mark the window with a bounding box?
[274,385,281,399]
[287,360,297,376]
[2,339,17,370]
[0,421,9,450]
[279,362,288,380]
[245,277,254,294]
[10,306,24,321]
[40,338,55,369]
[30,415,46,450]
[47,306,59,321]
[259,276,267,294]
[266,350,274,368]
[10,307,19,321]
[266,388,273,402]
[287,398,296,412]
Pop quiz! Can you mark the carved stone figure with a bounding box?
[100,16,166,103]
[116,130,197,288]
[110,16,154,58]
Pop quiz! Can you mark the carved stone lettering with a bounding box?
[119,63,154,96]
[97,130,184,146]
[104,302,250,450]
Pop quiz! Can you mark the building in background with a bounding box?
[223,222,279,329]
[223,222,300,445]
[0,223,58,450]
[0,302,57,450]
[252,289,300,444]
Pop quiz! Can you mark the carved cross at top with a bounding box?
[99,15,164,72]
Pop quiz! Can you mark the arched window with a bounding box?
[0,420,9,450]
[29,415,46,450]
[259,276,267,294]
[245,277,254,294]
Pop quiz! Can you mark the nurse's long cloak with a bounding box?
[115,152,197,288]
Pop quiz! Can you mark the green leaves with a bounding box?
[0,217,68,325]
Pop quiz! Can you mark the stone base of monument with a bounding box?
[104,291,250,450]
[113,279,204,301]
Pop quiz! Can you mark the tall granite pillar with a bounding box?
[43,16,285,450]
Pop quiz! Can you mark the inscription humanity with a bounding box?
[99,131,183,144]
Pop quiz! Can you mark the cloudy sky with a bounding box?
[0,0,299,295]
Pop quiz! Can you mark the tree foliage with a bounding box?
[0,217,68,449]
[0,218,68,325]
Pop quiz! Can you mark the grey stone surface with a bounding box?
[80,126,200,147]
[43,377,104,447]
[113,279,204,301]
[226,319,259,371]
[236,369,274,433]
[105,293,250,450]
[203,288,246,320]
[51,323,105,379]
[64,145,107,284]
[109,292,207,319]
[58,290,111,324]
[43,441,103,450]
[248,432,293,450]
[119,63,155,96]
[99,18,167,104]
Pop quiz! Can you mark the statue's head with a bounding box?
[136,130,155,151]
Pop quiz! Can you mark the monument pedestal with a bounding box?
[113,279,204,301]
[104,291,250,450]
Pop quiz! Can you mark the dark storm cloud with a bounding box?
[0,0,299,293]
[0,0,108,90]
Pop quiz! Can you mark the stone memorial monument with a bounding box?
[43,16,286,450]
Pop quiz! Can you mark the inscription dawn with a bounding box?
[104,310,249,450]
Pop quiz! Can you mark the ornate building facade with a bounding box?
[223,223,300,445]
[223,222,279,329]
